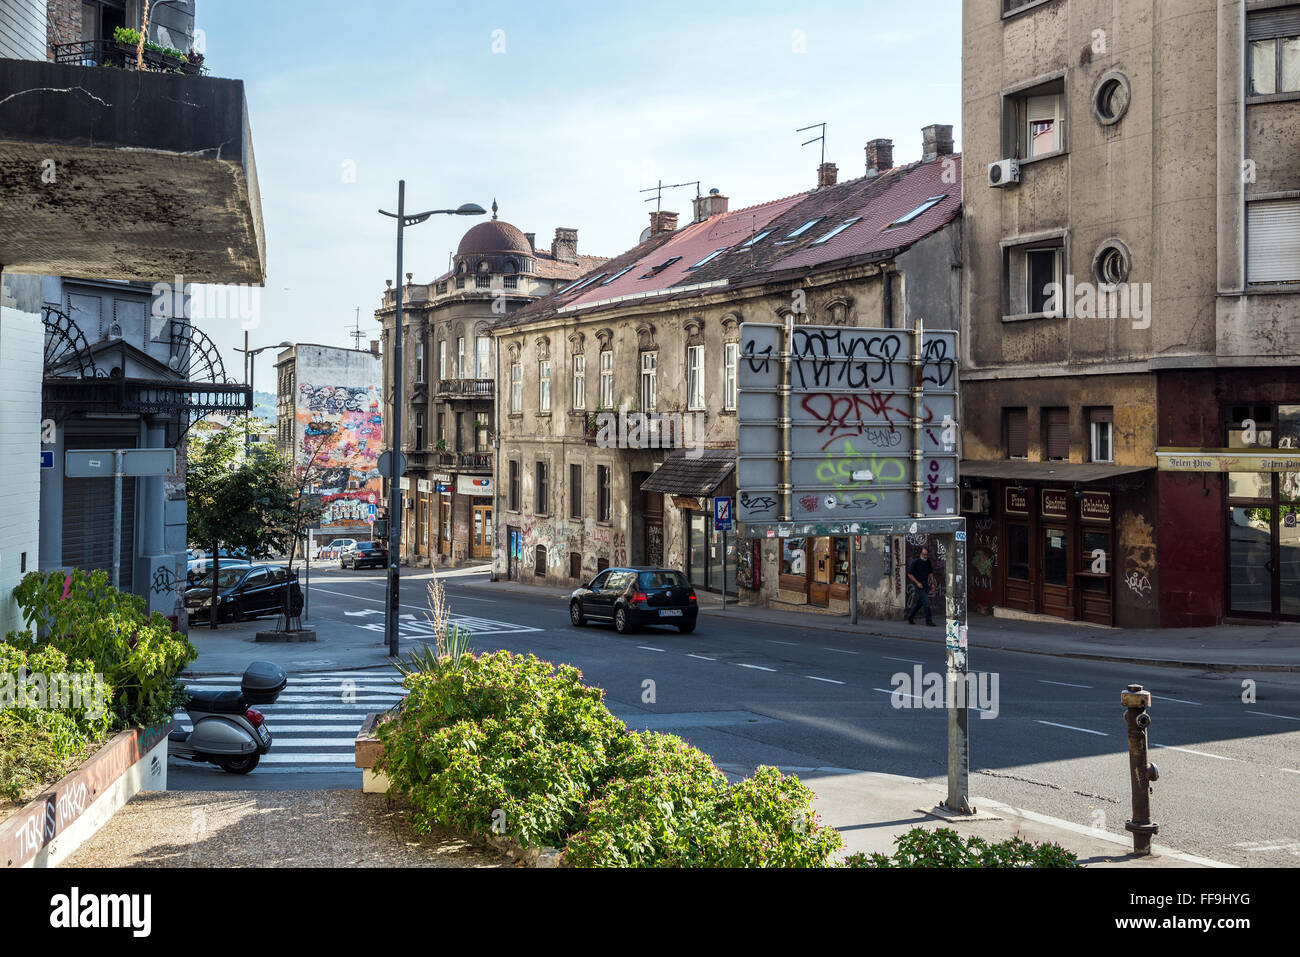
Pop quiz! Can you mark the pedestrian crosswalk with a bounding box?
[173,669,405,775]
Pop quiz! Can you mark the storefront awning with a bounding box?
[959,460,1153,483]
[640,449,735,496]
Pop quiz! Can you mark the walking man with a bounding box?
[905,546,937,626]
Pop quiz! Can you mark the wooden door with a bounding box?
[1040,525,1073,618]
[471,504,492,559]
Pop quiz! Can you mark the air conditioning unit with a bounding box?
[987,159,1020,188]
[961,488,990,514]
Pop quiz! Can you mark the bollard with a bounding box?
[1121,683,1159,855]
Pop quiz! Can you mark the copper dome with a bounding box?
[456,220,533,256]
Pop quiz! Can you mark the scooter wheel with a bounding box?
[219,753,260,774]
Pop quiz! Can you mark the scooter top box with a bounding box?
[241,660,288,704]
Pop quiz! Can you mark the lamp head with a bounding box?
[455,203,487,216]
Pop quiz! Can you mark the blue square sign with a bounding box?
[713,496,733,531]
[40,450,53,469]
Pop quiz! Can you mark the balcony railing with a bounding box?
[52,39,207,75]
[436,451,493,471]
[437,378,494,398]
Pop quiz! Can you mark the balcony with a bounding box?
[437,378,494,398]
[436,451,493,472]
[52,39,207,75]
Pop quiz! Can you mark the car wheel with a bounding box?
[231,600,246,623]
[570,601,586,627]
[614,606,633,634]
[677,621,696,634]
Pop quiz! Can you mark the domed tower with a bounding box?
[452,202,536,281]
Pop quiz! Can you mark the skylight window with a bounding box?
[601,265,635,284]
[784,218,824,239]
[572,272,607,291]
[737,229,773,249]
[558,277,586,293]
[884,195,947,229]
[687,247,729,269]
[809,217,862,245]
[639,256,681,278]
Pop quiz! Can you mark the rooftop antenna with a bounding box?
[347,307,364,349]
[639,179,701,213]
[798,121,827,167]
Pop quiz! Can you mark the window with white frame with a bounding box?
[1089,408,1114,463]
[415,341,425,382]
[599,349,613,408]
[640,351,657,412]
[1003,238,1065,317]
[1246,199,1300,284]
[438,340,446,380]
[724,342,738,411]
[686,345,704,410]
[1249,10,1300,96]
[475,336,490,379]
[1004,78,1065,159]
[510,362,522,414]
[572,353,585,409]
[456,337,466,378]
[539,359,551,413]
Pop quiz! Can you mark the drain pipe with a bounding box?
[910,315,924,518]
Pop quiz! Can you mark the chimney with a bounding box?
[817,162,838,188]
[369,339,380,357]
[922,124,954,162]
[649,210,679,236]
[551,227,578,261]
[865,138,893,177]
[524,232,536,252]
[692,189,730,223]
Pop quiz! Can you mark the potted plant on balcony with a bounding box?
[434,439,448,453]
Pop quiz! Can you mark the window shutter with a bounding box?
[1045,408,1070,459]
[1248,200,1300,284]
[1089,407,1113,424]
[1248,9,1300,41]
[1007,409,1028,458]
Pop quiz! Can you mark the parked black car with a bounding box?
[186,548,249,585]
[340,541,386,569]
[185,563,304,624]
[569,567,698,634]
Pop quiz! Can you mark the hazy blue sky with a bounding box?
[195,0,961,391]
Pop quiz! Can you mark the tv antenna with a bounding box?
[639,179,701,213]
[347,307,364,349]
[798,122,827,167]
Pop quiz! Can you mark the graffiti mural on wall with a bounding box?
[297,382,382,528]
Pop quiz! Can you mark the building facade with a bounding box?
[375,212,607,567]
[493,132,964,618]
[274,343,383,555]
[961,0,1300,627]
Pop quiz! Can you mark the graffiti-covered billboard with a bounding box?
[296,380,383,528]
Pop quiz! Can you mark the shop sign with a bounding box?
[1080,491,1112,523]
[673,495,705,511]
[1005,487,1029,515]
[1157,449,1300,472]
[417,479,432,493]
[1041,489,1069,520]
[432,472,453,483]
[457,475,492,496]
[398,476,410,491]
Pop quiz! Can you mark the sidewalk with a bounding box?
[465,577,1300,672]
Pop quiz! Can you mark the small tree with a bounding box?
[187,427,299,629]
[283,426,337,576]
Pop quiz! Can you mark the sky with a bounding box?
[194,0,962,393]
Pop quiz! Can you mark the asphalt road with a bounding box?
[170,564,1300,867]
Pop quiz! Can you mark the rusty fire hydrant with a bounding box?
[1122,683,1159,855]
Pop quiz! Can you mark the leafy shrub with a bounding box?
[12,570,196,728]
[843,826,1080,868]
[563,731,729,867]
[375,650,626,847]
[693,766,843,867]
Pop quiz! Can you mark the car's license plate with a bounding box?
[659,609,683,617]
[256,725,271,745]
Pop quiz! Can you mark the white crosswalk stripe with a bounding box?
[172,669,405,776]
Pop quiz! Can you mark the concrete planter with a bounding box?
[0,722,170,868]
[255,629,317,643]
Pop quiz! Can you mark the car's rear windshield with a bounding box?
[638,571,688,589]
[359,543,381,552]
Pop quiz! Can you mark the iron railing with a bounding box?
[437,378,494,397]
[52,39,207,75]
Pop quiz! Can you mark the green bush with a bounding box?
[694,766,843,867]
[564,731,729,867]
[375,650,626,847]
[12,570,196,728]
[843,826,1080,868]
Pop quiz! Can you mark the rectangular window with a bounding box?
[475,413,491,452]
[810,217,862,244]
[599,350,614,408]
[724,342,738,411]
[415,341,425,382]
[686,345,704,411]
[1248,8,1300,96]
[640,352,658,412]
[572,354,586,409]
[1003,239,1064,317]
[438,340,446,380]
[539,359,551,413]
[1004,78,1065,159]
[475,336,490,379]
[508,460,520,511]
[437,412,446,444]
[569,463,582,519]
[535,461,549,514]
[1005,408,1028,458]
[687,248,729,269]
[1044,407,1070,461]
[455,412,466,451]
[414,411,424,449]
[1089,408,1114,463]
[510,362,522,414]
[597,465,611,522]
[1247,199,1300,285]
[457,337,466,378]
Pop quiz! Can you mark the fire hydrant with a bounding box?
[1122,684,1159,855]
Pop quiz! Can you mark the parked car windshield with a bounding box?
[193,567,248,590]
[639,571,689,589]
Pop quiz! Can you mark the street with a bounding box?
[171,563,1300,868]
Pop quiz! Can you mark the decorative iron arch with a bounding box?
[43,304,99,378]
[169,319,233,383]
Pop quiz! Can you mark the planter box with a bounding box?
[0,722,171,868]
[355,712,390,794]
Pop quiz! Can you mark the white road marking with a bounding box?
[1036,720,1108,737]
[260,753,355,764]
[1038,679,1092,689]
[882,656,923,664]
[686,654,717,661]
[1149,694,1201,706]
[824,647,859,655]
[874,687,920,701]
[1152,743,1231,760]
[1247,710,1300,722]
[736,663,776,672]
[806,676,845,685]
[769,640,798,646]
[344,610,382,617]
[637,645,666,652]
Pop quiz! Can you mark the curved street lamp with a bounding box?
[378,183,485,657]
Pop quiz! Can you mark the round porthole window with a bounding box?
[1092,238,1132,287]
[1093,71,1131,125]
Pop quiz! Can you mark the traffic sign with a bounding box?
[40,450,53,469]
[713,496,733,531]
[377,449,407,477]
[65,448,175,478]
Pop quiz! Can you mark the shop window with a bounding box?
[833,538,850,585]
[1089,408,1113,463]
[1043,527,1068,586]
[781,538,807,575]
[1044,407,1069,460]
[1007,524,1030,580]
[1005,408,1028,458]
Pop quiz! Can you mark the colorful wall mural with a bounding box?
[296,382,383,528]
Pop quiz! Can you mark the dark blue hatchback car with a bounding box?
[569,567,698,634]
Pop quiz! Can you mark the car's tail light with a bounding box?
[631,591,648,604]
[245,708,265,727]
[688,592,697,602]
